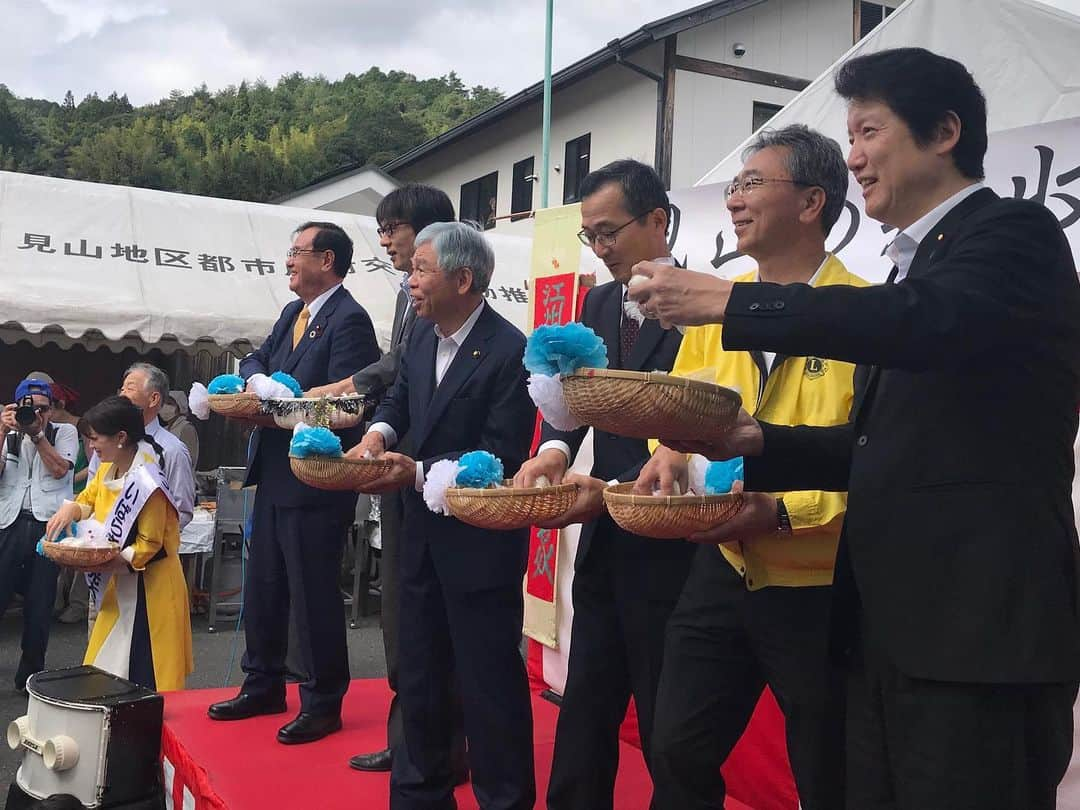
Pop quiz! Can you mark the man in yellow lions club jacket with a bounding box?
[637,125,867,810]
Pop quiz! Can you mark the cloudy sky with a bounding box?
[5,0,1080,107]
[2,0,699,105]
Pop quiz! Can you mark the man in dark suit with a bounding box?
[347,221,536,809]
[512,160,690,810]
[630,48,1080,809]
[208,221,380,745]
[306,185,466,776]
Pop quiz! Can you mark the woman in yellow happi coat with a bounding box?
[46,395,192,691]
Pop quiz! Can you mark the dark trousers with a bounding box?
[391,542,534,810]
[0,512,59,689]
[547,521,692,810]
[846,619,1078,810]
[651,545,842,810]
[240,496,352,716]
[380,489,467,767]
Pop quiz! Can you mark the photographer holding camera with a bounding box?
[0,377,78,690]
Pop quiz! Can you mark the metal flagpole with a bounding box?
[540,0,554,209]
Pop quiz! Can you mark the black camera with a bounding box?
[14,396,43,428]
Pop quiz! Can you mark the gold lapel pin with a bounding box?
[937,233,944,241]
[472,349,481,358]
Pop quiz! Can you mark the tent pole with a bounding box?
[540,0,554,209]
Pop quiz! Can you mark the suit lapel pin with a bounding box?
[472,349,481,359]
[309,324,323,339]
[936,233,944,241]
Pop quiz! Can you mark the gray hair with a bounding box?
[741,124,849,235]
[124,362,170,402]
[414,221,495,294]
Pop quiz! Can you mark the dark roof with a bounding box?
[382,0,765,174]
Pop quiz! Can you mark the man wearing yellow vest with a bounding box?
[637,125,866,810]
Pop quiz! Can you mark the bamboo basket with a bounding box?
[207,393,276,426]
[446,480,579,530]
[561,369,741,441]
[265,396,370,430]
[289,455,393,491]
[40,542,120,570]
[602,482,743,540]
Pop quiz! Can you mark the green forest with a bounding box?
[0,69,503,203]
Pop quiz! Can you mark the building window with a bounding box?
[511,157,534,222]
[752,101,783,132]
[562,133,591,205]
[859,2,895,39]
[460,171,498,230]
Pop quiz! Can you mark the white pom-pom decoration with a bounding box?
[423,459,463,516]
[188,382,211,421]
[528,373,583,431]
[688,453,709,496]
[247,373,297,400]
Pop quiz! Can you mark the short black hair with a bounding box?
[376,183,456,234]
[83,395,147,445]
[835,47,987,180]
[579,159,672,234]
[295,221,353,277]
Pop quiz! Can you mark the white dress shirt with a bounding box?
[368,301,487,490]
[305,282,343,322]
[884,182,985,281]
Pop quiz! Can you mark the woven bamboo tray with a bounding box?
[289,455,393,491]
[40,542,120,570]
[562,369,741,441]
[265,396,370,430]
[446,480,579,530]
[207,393,276,426]
[603,482,743,540]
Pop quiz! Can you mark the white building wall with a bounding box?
[670,0,857,186]
[275,168,399,214]
[395,44,664,236]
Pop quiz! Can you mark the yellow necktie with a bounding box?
[292,306,310,349]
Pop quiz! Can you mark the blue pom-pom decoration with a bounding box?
[36,539,46,557]
[207,374,245,394]
[271,371,304,397]
[524,323,609,377]
[455,451,504,488]
[289,425,343,458]
[704,457,744,495]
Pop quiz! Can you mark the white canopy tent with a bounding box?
[0,170,536,355]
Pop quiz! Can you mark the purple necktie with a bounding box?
[620,292,640,366]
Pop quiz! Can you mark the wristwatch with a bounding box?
[775,497,792,534]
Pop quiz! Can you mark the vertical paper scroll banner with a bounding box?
[523,204,582,649]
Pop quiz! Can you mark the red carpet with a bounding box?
[161,679,755,809]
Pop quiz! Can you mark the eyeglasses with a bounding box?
[577,214,644,247]
[723,177,812,200]
[286,247,327,258]
[376,221,408,238]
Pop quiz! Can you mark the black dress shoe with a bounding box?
[277,712,342,744]
[349,747,392,772]
[207,692,287,721]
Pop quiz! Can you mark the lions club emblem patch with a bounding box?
[804,357,827,379]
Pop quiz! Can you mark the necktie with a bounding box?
[619,291,640,366]
[292,306,310,350]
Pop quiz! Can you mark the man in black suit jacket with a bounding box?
[347,221,536,810]
[630,48,1080,809]
[208,221,380,745]
[513,160,690,810]
[306,184,466,777]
